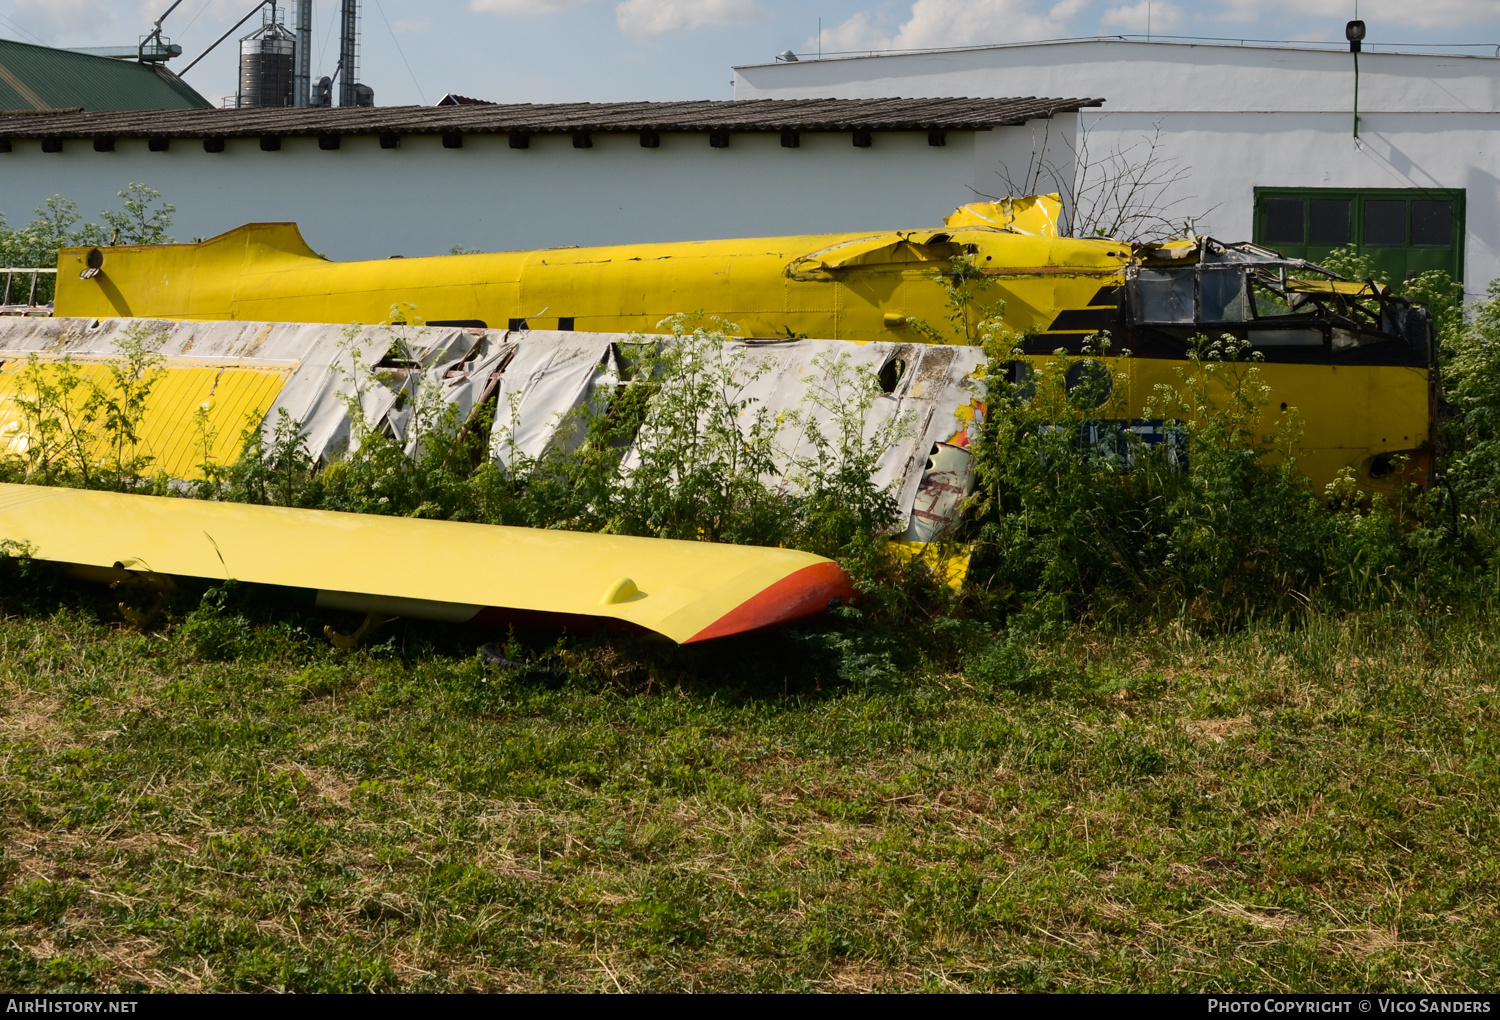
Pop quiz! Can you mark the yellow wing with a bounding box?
[0,483,853,644]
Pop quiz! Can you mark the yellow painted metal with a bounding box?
[0,358,288,480]
[1285,278,1386,296]
[945,193,1062,236]
[0,482,843,644]
[48,216,1432,495]
[1021,354,1433,493]
[53,220,1130,342]
[887,541,971,590]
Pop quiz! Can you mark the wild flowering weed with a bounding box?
[213,316,911,583]
[2,323,166,490]
[967,325,1463,628]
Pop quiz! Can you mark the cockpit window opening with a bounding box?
[1131,268,1195,324]
[1199,267,1251,324]
[1251,273,1314,319]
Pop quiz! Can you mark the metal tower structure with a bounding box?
[337,0,358,108]
[293,0,312,107]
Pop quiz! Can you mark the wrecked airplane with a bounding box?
[50,196,1435,496]
[0,196,1435,640]
[0,317,981,639]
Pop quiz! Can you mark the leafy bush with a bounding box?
[0,185,174,305]
[965,317,1461,630]
[1434,279,1500,584]
[1,323,167,489]
[220,316,909,582]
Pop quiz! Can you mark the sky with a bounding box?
[2,0,1499,108]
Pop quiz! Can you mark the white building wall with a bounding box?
[1091,112,1500,281]
[735,40,1500,114]
[736,40,1500,290]
[0,127,1047,261]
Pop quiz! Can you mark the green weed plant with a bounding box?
[3,324,167,490]
[212,314,909,588]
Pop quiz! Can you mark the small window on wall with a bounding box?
[1263,199,1304,245]
[1412,200,1455,247]
[1253,187,1465,282]
[1309,199,1350,246]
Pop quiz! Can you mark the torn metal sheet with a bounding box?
[0,318,990,538]
[944,193,1062,236]
[904,443,977,543]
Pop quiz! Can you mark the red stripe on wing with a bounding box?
[685,561,855,643]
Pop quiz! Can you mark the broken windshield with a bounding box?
[1251,276,1316,318]
[1133,265,1389,327]
[1199,268,1250,323]
[1133,269,1194,323]
[1129,266,1255,324]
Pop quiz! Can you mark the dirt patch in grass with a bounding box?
[1180,716,1255,744]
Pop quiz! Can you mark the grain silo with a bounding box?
[238,16,296,108]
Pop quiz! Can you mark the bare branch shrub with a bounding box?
[988,117,1212,243]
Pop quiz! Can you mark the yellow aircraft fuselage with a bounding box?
[52,222,1432,496]
[0,481,854,644]
[54,221,1129,341]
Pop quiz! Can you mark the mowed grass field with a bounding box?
[1,587,1498,993]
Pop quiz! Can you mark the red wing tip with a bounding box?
[684,561,855,643]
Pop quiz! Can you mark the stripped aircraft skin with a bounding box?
[0,317,985,539]
[0,482,855,644]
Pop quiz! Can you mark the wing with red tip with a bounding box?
[0,483,852,643]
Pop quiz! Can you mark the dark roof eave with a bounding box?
[0,97,1105,140]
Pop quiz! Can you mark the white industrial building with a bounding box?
[0,98,1093,261]
[736,38,1494,290]
[4,35,1493,290]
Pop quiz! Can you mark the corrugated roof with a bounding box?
[0,38,209,112]
[0,96,1101,139]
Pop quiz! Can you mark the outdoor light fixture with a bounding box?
[1347,19,1366,138]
